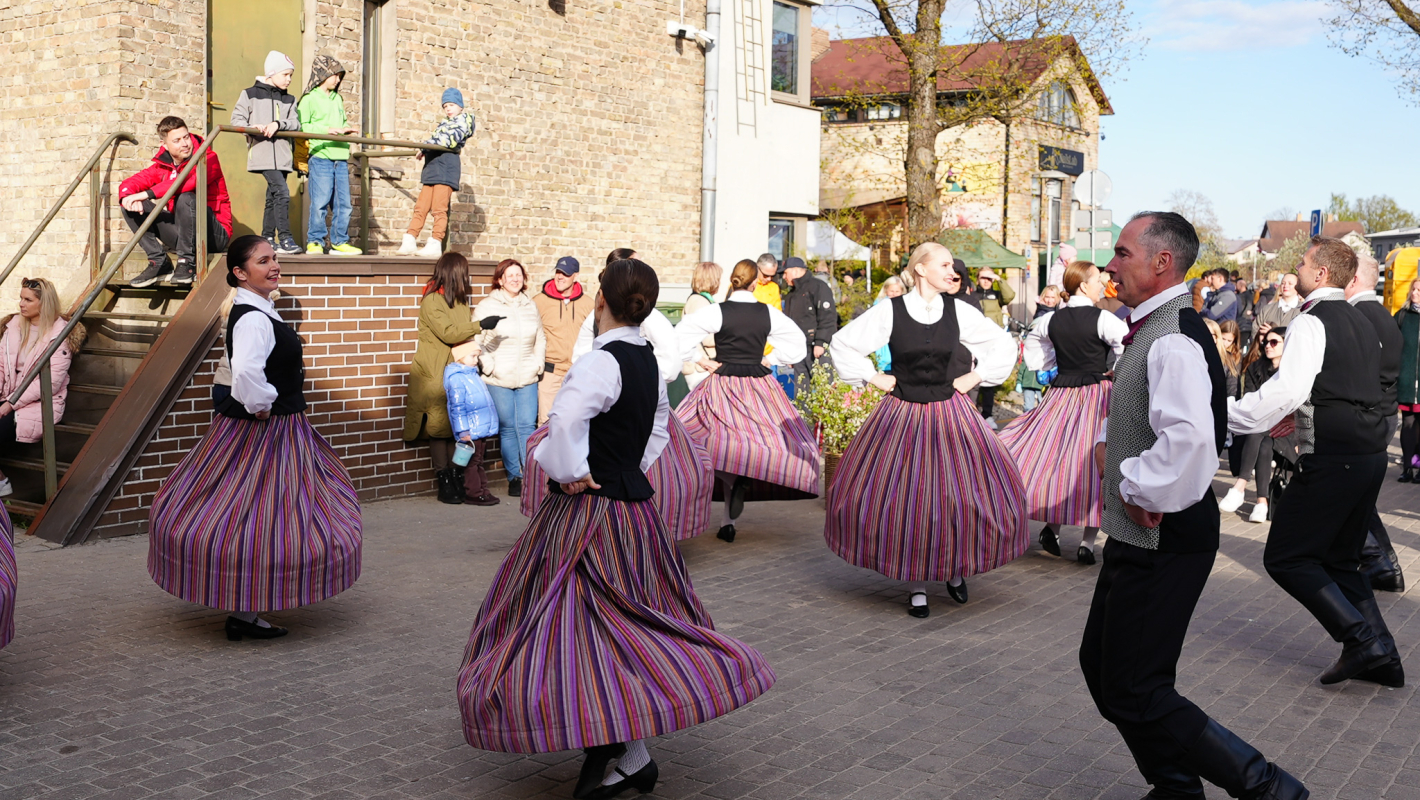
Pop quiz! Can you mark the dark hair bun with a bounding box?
[601,259,659,325]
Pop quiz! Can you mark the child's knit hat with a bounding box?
[264,51,295,79]
[442,88,464,108]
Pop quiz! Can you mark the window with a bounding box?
[768,218,795,263]
[1030,178,1042,244]
[362,0,397,136]
[865,103,901,121]
[823,107,851,123]
[1035,81,1081,128]
[771,2,799,95]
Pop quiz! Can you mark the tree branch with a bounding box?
[1381,0,1420,36]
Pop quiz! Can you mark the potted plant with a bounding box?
[795,363,884,489]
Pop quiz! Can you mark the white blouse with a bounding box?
[1022,295,1129,371]
[571,308,681,384]
[229,287,286,415]
[830,290,1016,387]
[673,290,807,366]
[531,325,671,484]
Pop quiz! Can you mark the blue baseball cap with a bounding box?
[554,256,580,275]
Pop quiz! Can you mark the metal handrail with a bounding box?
[0,131,137,288]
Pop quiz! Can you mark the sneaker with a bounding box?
[330,243,363,256]
[1218,486,1246,514]
[1248,502,1269,523]
[417,238,443,257]
[397,233,419,255]
[276,233,303,255]
[307,242,326,255]
[170,259,196,285]
[131,257,174,287]
[0,478,11,498]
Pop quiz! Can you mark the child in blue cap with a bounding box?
[399,88,476,257]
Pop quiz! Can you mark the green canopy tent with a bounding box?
[936,229,1028,273]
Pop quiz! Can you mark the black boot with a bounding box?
[1181,719,1308,800]
[1298,584,1390,685]
[1360,531,1405,593]
[574,743,626,799]
[436,468,461,504]
[449,465,469,504]
[1353,597,1404,688]
[1119,730,1204,799]
[1399,466,1414,483]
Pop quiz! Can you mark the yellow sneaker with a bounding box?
[306,242,325,255]
[330,243,363,256]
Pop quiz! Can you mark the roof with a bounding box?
[810,35,1113,115]
[1223,238,1258,255]
[1257,220,1366,253]
[1368,226,1420,239]
[938,228,1028,272]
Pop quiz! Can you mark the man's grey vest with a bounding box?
[1102,292,1227,553]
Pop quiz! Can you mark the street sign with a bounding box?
[1310,210,1323,237]
[1074,170,1113,206]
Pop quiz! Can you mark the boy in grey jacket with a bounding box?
[230,51,302,254]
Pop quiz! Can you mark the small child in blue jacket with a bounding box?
[445,349,499,506]
[399,88,477,257]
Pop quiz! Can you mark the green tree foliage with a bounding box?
[1271,231,1312,274]
[1326,193,1419,233]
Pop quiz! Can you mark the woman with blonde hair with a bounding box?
[675,258,820,543]
[1000,260,1127,565]
[680,261,722,391]
[0,277,84,498]
[826,242,1026,617]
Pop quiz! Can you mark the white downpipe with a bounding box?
[699,0,721,263]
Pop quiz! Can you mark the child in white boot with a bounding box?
[399,87,475,256]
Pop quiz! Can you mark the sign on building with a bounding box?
[1038,145,1084,176]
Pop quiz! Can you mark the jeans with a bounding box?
[123,193,230,264]
[259,169,292,238]
[1022,388,1042,412]
[307,157,352,246]
[488,384,538,480]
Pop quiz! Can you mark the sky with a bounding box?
[813,0,1420,239]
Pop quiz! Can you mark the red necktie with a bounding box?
[1122,312,1151,346]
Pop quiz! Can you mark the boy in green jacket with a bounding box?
[298,55,361,255]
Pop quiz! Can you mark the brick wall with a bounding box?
[90,264,501,539]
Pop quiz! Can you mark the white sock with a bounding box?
[228,611,272,628]
[948,577,963,587]
[722,505,736,527]
[909,585,928,606]
[603,739,650,785]
[1080,527,1099,549]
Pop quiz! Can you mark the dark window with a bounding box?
[769,218,795,263]
[771,2,799,94]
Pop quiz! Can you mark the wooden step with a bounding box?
[55,421,97,436]
[0,457,72,473]
[3,498,43,519]
[81,347,148,359]
[83,311,174,323]
[68,384,123,396]
[105,281,192,295]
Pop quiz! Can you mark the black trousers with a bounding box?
[1367,415,1400,554]
[259,169,293,238]
[976,384,998,418]
[1402,411,1418,468]
[1238,433,1273,489]
[1080,539,1214,769]
[122,193,230,264]
[1265,452,1386,606]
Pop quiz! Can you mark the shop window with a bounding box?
[1035,81,1081,128]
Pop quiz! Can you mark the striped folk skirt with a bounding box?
[519,414,715,540]
[824,393,1029,582]
[148,413,363,613]
[675,373,821,500]
[998,381,1111,528]
[458,492,776,753]
[0,504,14,650]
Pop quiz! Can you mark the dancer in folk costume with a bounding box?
[1000,259,1126,565]
[0,504,14,650]
[457,260,775,800]
[519,262,713,540]
[674,259,821,543]
[148,236,362,641]
[826,242,1028,617]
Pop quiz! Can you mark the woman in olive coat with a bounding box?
[404,253,502,496]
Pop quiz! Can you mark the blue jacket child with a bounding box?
[445,361,498,441]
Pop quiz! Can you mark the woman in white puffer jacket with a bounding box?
[474,259,545,497]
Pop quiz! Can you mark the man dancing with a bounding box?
[1231,237,1403,688]
[1082,212,1307,800]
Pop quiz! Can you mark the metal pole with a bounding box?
[40,367,56,499]
[90,166,101,279]
[698,0,721,263]
[359,154,371,254]
[196,157,208,276]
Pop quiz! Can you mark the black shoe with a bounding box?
[1180,719,1307,800]
[716,524,736,543]
[1300,584,1391,684]
[1040,527,1061,556]
[464,493,500,506]
[1361,531,1405,593]
[574,743,626,799]
[1077,545,1096,565]
[581,760,658,800]
[225,616,289,641]
[170,258,196,285]
[728,476,748,521]
[1353,596,1405,688]
[507,478,522,497]
[131,257,173,287]
[1400,467,1414,483]
[436,468,462,505]
[907,592,929,618]
[276,233,303,255]
[946,580,968,604]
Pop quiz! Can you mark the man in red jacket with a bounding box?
[118,116,233,286]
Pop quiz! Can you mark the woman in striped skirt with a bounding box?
[673,259,820,543]
[999,260,1126,565]
[147,236,362,641]
[458,260,775,800]
[826,242,1027,617]
[0,503,15,650]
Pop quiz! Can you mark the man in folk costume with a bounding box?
[1081,212,1308,800]
[1231,237,1404,688]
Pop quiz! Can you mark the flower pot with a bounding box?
[823,451,842,492]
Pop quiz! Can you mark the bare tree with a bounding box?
[1166,189,1224,246]
[1327,0,1420,100]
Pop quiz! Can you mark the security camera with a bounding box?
[693,29,715,49]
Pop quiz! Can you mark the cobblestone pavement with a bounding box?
[2,463,1418,800]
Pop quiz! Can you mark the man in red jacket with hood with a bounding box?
[118,116,233,287]
[532,256,591,423]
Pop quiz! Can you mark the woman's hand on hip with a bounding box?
[952,371,982,395]
[869,373,896,393]
[560,475,602,495]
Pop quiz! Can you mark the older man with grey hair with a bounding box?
[1346,251,1406,593]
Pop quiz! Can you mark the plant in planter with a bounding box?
[795,363,884,489]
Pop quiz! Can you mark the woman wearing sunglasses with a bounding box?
[1218,329,1287,522]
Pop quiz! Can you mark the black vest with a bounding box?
[713,302,772,378]
[551,339,657,502]
[1303,299,1387,455]
[886,296,973,403]
[1352,298,1401,417]
[215,304,308,419]
[1048,306,1110,387]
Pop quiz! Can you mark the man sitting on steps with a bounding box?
[118,116,233,287]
